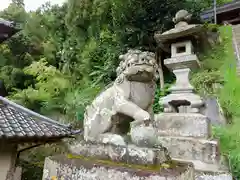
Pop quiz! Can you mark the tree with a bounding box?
[0,1,212,179]
[0,0,209,120]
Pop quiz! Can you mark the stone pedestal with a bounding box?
[43,156,195,180]
[154,113,232,179]
[170,68,193,92]
[42,139,195,180]
[160,53,204,113]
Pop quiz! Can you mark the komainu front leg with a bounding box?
[114,97,151,123]
[98,133,127,146]
[85,132,127,146]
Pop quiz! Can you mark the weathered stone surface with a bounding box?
[158,46,204,114]
[156,136,220,165]
[83,49,158,146]
[155,10,205,114]
[130,120,157,147]
[68,139,171,166]
[196,173,232,180]
[164,54,200,71]
[171,41,194,58]
[154,10,204,44]
[154,113,210,138]
[42,155,195,180]
[160,92,204,113]
[173,10,192,24]
[171,158,229,174]
[204,97,227,125]
[153,9,232,179]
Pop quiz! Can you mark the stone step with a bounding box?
[196,174,232,180]
[68,139,171,166]
[154,113,210,138]
[43,156,195,180]
[234,31,240,34]
[156,136,220,165]
[172,158,229,174]
[234,29,240,32]
[233,30,240,34]
[233,24,240,28]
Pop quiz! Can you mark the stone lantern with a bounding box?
[154,10,206,113]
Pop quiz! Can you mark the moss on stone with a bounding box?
[66,153,177,172]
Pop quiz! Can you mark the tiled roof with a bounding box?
[0,96,82,142]
[0,18,15,27]
[200,1,240,21]
[0,18,21,43]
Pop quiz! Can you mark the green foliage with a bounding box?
[18,143,68,180]
[63,85,102,123]
[218,65,240,119]
[192,25,240,178]
[216,0,233,5]
[203,0,233,7]
[0,0,206,118]
[153,83,171,113]
[0,0,218,179]
[19,160,43,180]
[10,60,70,112]
[214,118,240,178]
[191,70,223,95]
[191,25,233,96]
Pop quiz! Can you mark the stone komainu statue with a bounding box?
[83,49,158,146]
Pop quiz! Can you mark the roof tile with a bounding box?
[0,97,81,141]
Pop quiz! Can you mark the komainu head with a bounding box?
[116,49,157,82]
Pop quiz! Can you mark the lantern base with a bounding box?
[159,92,204,113]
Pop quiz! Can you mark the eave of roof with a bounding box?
[200,1,240,20]
[0,96,82,142]
[0,18,21,43]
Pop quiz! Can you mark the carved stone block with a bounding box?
[196,173,232,180]
[68,139,171,166]
[170,68,194,92]
[171,40,194,58]
[164,54,200,71]
[154,113,210,138]
[159,92,204,113]
[156,136,220,165]
[42,155,195,180]
[130,120,158,148]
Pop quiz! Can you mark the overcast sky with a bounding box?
[1,0,66,11]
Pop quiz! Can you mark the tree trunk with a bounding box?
[156,49,164,89]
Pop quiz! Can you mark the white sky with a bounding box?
[1,0,66,11]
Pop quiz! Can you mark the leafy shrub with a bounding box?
[191,70,223,95]
[63,84,102,124]
[153,83,171,113]
[18,143,68,180]
[10,59,71,112]
[214,118,240,179]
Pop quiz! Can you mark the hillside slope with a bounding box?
[191,25,240,179]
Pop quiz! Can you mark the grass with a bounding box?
[215,26,240,178]
[192,25,240,178]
